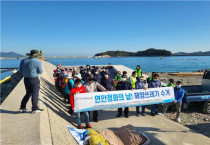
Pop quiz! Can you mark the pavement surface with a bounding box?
[1,61,210,145]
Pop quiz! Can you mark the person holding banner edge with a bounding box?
[162,81,185,122]
[148,73,161,116]
[135,76,148,117]
[70,79,92,129]
[116,74,132,118]
[84,75,107,122]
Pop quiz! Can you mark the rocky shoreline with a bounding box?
[143,72,210,138]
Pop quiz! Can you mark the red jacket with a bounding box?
[70,86,86,109]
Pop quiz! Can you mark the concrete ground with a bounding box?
[1,61,210,145]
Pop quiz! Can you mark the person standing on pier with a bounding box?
[19,50,43,113]
[162,81,185,122]
[135,65,142,77]
[129,71,137,89]
[135,76,147,117]
[84,76,107,122]
[113,71,122,90]
[70,79,92,129]
[101,73,114,91]
[116,75,132,118]
[148,73,161,116]
[93,67,102,84]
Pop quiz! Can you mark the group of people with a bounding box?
[18,50,185,130]
[53,64,185,129]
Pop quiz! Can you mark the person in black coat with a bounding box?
[101,73,114,91]
[83,69,92,83]
[116,75,132,118]
[93,68,102,84]
[100,67,109,80]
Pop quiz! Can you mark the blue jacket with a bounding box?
[135,80,146,89]
[65,79,75,95]
[148,79,161,88]
[65,79,84,95]
[19,57,43,78]
[174,87,185,103]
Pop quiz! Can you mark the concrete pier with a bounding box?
[1,61,210,145]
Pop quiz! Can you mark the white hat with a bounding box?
[74,74,82,79]
[65,74,72,79]
[139,76,146,80]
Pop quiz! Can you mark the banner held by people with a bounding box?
[75,87,175,112]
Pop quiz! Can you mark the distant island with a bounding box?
[94,48,210,58]
[0,52,25,58]
[94,48,172,57]
[173,51,210,56]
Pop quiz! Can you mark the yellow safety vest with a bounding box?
[135,69,142,77]
[130,76,137,89]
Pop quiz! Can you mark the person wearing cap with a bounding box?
[58,69,65,92]
[148,73,161,116]
[84,75,107,122]
[72,67,78,76]
[53,68,60,91]
[73,73,85,84]
[156,78,176,114]
[165,79,176,87]
[101,73,114,91]
[129,71,137,89]
[100,67,108,80]
[147,72,156,83]
[79,66,84,74]
[82,68,92,83]
[64,73,74,103]
[135,65,142,77]
[54,69,61,91]
[116,75,132,118]
[86,65,91,70]
[91,66,96,74]
[123,71,127,78]
[19,50,43,113]
[113,71,122,90]
[60,70,68,98]
[93,68,102,84]
[135,76,147,117]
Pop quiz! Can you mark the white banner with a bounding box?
[74,87,175,112]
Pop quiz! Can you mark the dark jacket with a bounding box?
[148,79,161,88]
[101,78,114,91]
[93,74,102,84]
[116,81,131,90]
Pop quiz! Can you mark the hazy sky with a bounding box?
[2,1,210,56]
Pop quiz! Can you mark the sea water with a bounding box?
[48,56,210,72]
[1,56,210,80]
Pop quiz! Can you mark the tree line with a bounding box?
[94,48,172,57]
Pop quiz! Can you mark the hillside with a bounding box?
[95,48,172,57]
[0,52,25,58]
[173,51,210,56]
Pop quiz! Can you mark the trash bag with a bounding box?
[67,125,90,145]
[87,128,109,145]
[115,124,149,145]
[137,129,150,145]
[99,129,124,145]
